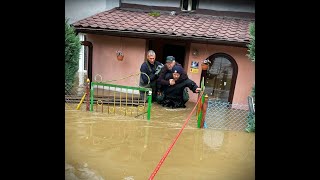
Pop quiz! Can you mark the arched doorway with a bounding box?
[201,53,238,103]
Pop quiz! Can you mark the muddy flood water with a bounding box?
[65,102,255,180]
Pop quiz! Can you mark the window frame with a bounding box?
[181,0,198,11]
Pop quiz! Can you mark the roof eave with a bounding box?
[74,27,249,48]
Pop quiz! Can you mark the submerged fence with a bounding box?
[90,81,152,120]
[65,73,153,120]
[203,100,252,131]
[65,75,88,111]
[195,77,254,132]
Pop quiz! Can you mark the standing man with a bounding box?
[139,50,164,102]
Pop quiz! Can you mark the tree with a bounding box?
[246,22,255,133]
[65,19,81,93]
[247,23,255,62]
[247,22,255,102]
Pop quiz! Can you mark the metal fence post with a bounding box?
[200,94,209,128]
[147,90,152,121]
[86,78,90,111]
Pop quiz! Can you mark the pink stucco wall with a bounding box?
[86,34,146,87]
[85,34,255,104]
[186,43,255,104]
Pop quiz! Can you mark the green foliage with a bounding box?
[246,23,255,133]
[148,11,160,17]
[251,84,255,102]
[246,84,255,133]
[247,23,255,62]
[65,19,81,92]
[245,112,255,133]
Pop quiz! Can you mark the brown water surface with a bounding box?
[66,102,255,180]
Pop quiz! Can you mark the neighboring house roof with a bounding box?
[73,7,254,47]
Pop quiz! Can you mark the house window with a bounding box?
[181,0,198,11]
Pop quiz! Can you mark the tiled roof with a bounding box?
[73,8,254,45]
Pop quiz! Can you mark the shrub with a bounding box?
[65,19,81,93]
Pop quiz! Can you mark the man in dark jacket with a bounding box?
[139,50,164,101]
[159,65,201,108]
[156,56,188,95]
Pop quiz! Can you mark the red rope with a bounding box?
[148,91,204,180]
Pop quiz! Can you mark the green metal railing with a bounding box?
[90,81,152,120]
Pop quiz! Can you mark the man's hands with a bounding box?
[195,88,201,93]
[155,64,164,75]
[169,79,176,85]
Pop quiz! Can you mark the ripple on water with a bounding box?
[65,162,104,180]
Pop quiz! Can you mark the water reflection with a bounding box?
[66,102,255,180]
[203,130,224,151]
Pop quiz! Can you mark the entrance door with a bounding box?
[203,55,237,103]
[163,44,185,67]
[148,40,186,67]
